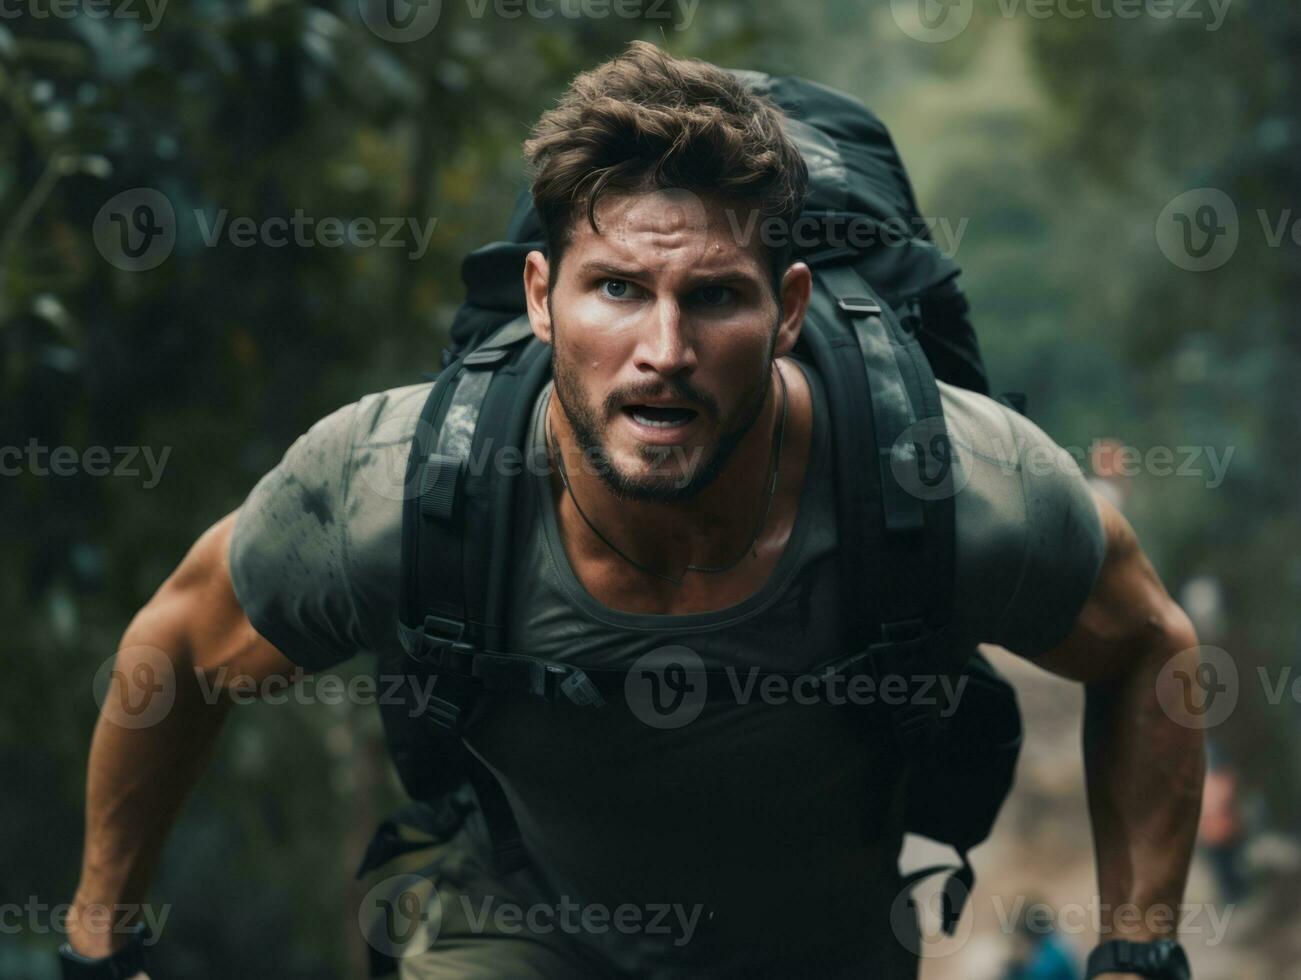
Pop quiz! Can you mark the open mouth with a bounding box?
[621,404,699,429]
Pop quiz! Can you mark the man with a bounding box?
[65,42,1204,979]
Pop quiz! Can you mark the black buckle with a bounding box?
[411,614,476,674]
[420,454,464,521]
[423,674,480,733]
[473,654,607,707]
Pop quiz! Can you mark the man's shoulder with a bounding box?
[239,378,435,538]
[936,380,1106,657]
[228,380,433,668]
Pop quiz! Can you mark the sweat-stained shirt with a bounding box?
[229,351,1106,978]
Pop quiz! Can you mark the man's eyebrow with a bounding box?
[577,260,647,280]
[576,260,761,286]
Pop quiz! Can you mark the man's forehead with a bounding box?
[567,189,767,275]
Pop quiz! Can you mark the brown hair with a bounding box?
[523,41,809,290]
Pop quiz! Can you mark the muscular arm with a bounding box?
[1036,490,1206,960]
[67,510,299,958]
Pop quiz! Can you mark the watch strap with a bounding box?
[1086,938,1189,979]
[58,921,151,980]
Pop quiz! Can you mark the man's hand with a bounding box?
[1036,490,1206,950]
[66,511,300,960]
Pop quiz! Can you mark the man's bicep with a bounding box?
[125,510,300,689]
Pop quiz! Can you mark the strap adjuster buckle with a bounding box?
[557,667,606,707]
[425,685,474,732]
[415,614,476,674]
[837,295,882,315]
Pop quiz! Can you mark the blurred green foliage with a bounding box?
[2,1,1297,975]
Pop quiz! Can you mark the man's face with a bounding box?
[525,190,806,502]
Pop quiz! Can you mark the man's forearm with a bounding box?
[1083,635,1206,943]
[70,638,233,958]
[66,511,298,961]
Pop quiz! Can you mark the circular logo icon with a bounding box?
[889,413,975,502]
[358,0,441,43]
[1156,644,1238,730]
[1155,187,1239,272]
[92,645,177,730]
[890,0,974,43]
[359,873,442,958]
[889,870,974,958]
[625,645,708,730]
[93,188,176,272]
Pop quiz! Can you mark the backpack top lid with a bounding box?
[448,70,962,359]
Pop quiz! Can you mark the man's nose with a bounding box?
[633,299,697,376]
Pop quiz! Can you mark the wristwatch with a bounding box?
[1085,938,1191,979]
[57,921,152,979]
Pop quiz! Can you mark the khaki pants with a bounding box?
[358,798,612,978]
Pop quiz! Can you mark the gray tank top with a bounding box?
[465,354,914,975]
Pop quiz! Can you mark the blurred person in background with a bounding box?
[1000,897,1081,980]
[1198,739,1249,906]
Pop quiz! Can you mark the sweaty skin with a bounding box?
[65,190,1202,978]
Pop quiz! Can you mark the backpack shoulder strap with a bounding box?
[396,314,548,873]
[807,261,956,658]
[810,260,982,934]
[398,315,541,674]
[397,320,606,714]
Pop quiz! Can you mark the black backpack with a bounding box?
[362,71,1022,937]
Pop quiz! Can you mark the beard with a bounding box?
[548,305,776,504]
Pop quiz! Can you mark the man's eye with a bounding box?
[694,284,735,307]
[599,279,637,300]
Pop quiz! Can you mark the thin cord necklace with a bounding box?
[546,364,789,587]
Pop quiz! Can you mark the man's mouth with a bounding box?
[621,404,699,429]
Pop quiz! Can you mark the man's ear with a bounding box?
[774,261,812,358]
[524,250,553,345]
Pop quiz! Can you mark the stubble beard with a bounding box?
[547,304,776,504]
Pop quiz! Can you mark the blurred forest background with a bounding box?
[2,0,1298,976]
